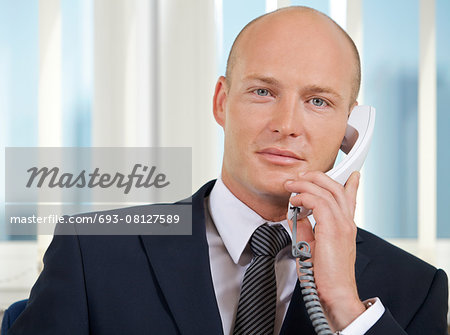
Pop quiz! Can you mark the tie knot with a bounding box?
[249,224,291,257]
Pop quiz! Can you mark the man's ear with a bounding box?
[213,76,228,128]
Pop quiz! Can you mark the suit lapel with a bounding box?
[280,230,371,334]
[140,181,223,335]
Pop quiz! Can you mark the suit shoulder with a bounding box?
[357,228,438,276]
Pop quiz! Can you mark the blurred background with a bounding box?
[0,0,449,322]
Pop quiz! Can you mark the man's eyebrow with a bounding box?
[242,75,282,87]
[302,85,343,101]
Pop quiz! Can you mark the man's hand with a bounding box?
[285,171,365,332]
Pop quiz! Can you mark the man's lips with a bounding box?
[257,147,304,165]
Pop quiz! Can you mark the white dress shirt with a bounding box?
[205,177,385,335]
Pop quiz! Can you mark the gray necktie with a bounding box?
[233,224,291,335]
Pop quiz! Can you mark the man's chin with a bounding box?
[256,170,297,188]
[253,179,292,202]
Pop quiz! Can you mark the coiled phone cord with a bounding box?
[291,207,333,335]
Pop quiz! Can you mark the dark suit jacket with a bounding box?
[8,180,449,334]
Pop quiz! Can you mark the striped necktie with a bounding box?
[233,224,291,335]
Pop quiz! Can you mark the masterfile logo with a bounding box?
[26,164,170,194]
[4,147,193,236]
[6,147,190,203]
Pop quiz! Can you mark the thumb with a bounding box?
[345,171,360,213]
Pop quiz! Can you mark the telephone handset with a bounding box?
[289,105,376,335]
[288,105,376,226]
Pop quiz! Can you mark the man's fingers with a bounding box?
[345,171,360,192]
[289,192,339,232]
[285,171,353,215]
[286,179,337,207]
[344,171,360,214]
[297,217,315,243]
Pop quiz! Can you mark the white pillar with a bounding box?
[418,0,437,263]
[39,0,62,147]
[92,0,157,147]
[38,0,62,269]
[93,0,127,146]
[266,0,290,13]
[277,0,291,9]
[329,0,347,29]
[158,0,219,192]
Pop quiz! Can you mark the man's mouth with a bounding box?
[257,147,304,166]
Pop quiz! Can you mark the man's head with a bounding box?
[213,6,361,217]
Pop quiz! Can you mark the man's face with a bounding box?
[214,11,357,203]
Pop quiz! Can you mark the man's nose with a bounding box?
[269,95,304,137]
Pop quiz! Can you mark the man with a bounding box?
[8,6,448,335]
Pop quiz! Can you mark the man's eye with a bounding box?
[254,89,270,96]
[310,98,327,107]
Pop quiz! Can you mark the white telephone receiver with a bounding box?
[288,105,376,224]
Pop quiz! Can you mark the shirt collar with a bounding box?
[208,177,293,265]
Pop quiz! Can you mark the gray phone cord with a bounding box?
[291,207,333,335]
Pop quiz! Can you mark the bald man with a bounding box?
[8,6,448,335]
